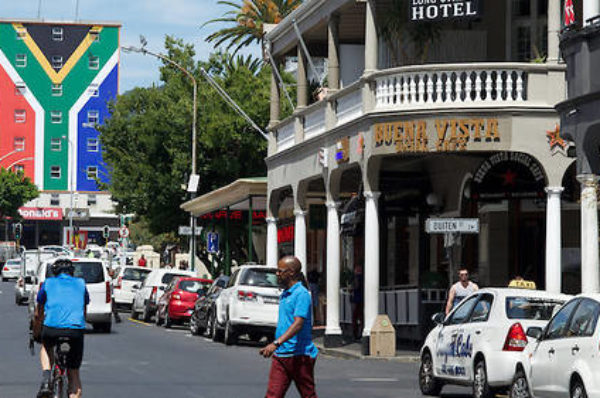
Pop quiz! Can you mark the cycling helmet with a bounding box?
[51,258,74,276]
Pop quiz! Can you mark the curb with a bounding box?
[315,344,420,363]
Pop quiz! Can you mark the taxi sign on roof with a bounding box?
[508,279,537,290]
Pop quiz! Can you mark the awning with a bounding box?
[181,178,267,216]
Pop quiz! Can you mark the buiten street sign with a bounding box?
[425,218,479,234]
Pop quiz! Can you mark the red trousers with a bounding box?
[265,356,317,398]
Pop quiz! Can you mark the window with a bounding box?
[16,54,27,68]
[87,138,99,152]
[88,84,99,97]
[50,138,62,151]
[50,166,61,179]
[51,84,63,97]
[14,137,25,151]
[87,110,99,125]
[87,166,98,180]
[51,56,63,69]
[506,297,565,320]
[50,111,62,124]
[16,27,27,40]
[15,83,26,95]
[52,27,63,41]
[87,194,97,206]
[567,299,600,337]
[14,110,26,123]
[12,165,24,174]
[545,299,580,340]
[50,194,60,206]
[469,294,494,323]
[239,268,278,288]
[90,29,100,42]
[446,295,479,325]
[88,55,99,70]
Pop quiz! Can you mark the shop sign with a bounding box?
[335,137,350,164]
[410,0,481,22]
[374,118,499,153]
[200,210,266,225]
[425,218,479,234]
[65,208,90,221]
[277,225,294,244]
[18,207,63,221]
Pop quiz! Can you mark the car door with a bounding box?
[530,299,580,398]
[465,293,495,381]
[435,294,479,380]
[217,270,239,324]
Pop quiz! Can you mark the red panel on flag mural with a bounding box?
[565,0,575,26]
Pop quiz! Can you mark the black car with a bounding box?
[189,275,229,337]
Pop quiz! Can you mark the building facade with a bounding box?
[264,0,580,349]
[0,19,121,247]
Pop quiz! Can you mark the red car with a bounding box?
[155,277,212,328]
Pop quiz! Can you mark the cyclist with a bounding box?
[36,258,89,398]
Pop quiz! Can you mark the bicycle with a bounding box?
[36,337,72,398]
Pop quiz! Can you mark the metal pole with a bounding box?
[225,207,230,275]
[75,0,80,20]
[69,138,74,250]
[190,80,198,273]
[248,196,253,263]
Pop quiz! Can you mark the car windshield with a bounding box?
[46,262,105,284]
[239,268,278,288]
[506,297,565,320]
[6,260,21,266]
[161,273,188,284]
[123,268,151,281]
[179,280,211,293]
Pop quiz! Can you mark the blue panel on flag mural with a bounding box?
[207,232,219,253]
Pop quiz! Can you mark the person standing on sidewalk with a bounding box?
[445,267,479,315]
[260,256,318,398]
[138,255,147,267]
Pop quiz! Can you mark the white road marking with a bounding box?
[351,378,399,382]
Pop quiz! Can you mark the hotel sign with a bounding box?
[374,118,500,153]
[410,0,481,22]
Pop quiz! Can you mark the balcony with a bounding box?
[272,63,565,155]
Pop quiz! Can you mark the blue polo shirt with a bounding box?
[275,281,318,358]
[37,274,89,330]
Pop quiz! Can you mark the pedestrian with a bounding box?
[138,254,147,267]
[445,267,479,315]
[107,268,121,323]
[350,265,364,340]
[260,256,318,398]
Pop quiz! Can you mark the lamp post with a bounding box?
[122,45,198,271]
[61,135,76,249]
[0,148,24,163]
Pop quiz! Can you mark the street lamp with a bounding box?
[121,44,199,271]
[0,147,24,163]
[61,135,76,249]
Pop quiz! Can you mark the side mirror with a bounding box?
[159,286,165,291]
[526,326,543,340]
[432,312,445,325]
[24,276,34,284]
[131,283,141,290]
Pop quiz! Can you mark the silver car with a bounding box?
[2,258,21,281]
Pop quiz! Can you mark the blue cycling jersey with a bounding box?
[37,274,90,330]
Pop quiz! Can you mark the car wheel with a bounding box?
[1,277,6,282]
[210,312,223,342]
[15,296,20,305]
[190,315,199,335]
[130,306,138,320]
[419,351,442,396]
[510,369,531,398]
[571,378,588,398]
[142,305,152,323]
[224,320,237,346]
[164,310,172,328]
[155,309,162,326]
[248,332,262,342]
[473,360,494,398]
[93,322,112,333]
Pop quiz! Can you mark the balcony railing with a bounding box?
[271,63,565,155]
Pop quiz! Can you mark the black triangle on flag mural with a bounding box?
[23,24,92,72]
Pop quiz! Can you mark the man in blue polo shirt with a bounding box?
[260,256,318,398]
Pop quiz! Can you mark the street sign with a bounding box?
[119,226,130,238]
[425,218,479,234]
[64,208,90,221]
[178,226,202,236]
[187,174,200,193]
[207,232,219,253]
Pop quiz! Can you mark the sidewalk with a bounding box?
[313,336,420,362]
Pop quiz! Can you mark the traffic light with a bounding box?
[102,225,110,239]
[13,223,22,240]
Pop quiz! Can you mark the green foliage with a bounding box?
[98,37,272,237]
[128,219,183,254]
[0,168,39,219]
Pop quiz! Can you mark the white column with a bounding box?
[266,217,278,268]
[547,0,561,63]
[294,209,307,276]
[363,191,381,337]
[364,0,378,74]
[545,187,564,293]
[325,201,342,337]
[578,175,600,293]
[584,0,600,25]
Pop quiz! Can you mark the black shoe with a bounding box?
[37,380,51,398]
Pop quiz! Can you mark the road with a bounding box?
[0,280,471,398]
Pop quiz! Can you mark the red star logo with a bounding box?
[502,169,517,186]
[546,124,567,151]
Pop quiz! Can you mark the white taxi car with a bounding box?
[510,294,600,398]
[419,288,569,398]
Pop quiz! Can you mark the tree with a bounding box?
[0,168,39,234]
[204,0,303,55]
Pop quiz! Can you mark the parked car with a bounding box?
[130,269,196,322]
[15,250,57,305]
[214,265,280,345]
[113,266,152,310]
[155,277,212,328]
[2,258,22,281]
[509,294,600,398]
[190,275,230,336]
[419,288,570,398]
[29,257,114,333]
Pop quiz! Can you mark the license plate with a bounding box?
[263,297,279,305]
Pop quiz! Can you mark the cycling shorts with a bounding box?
[41,327,84,369]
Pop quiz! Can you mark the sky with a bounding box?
[0,0,260,92]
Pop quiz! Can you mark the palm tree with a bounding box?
[204,0,303,55]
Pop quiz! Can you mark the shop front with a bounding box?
[17,207,63,248]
